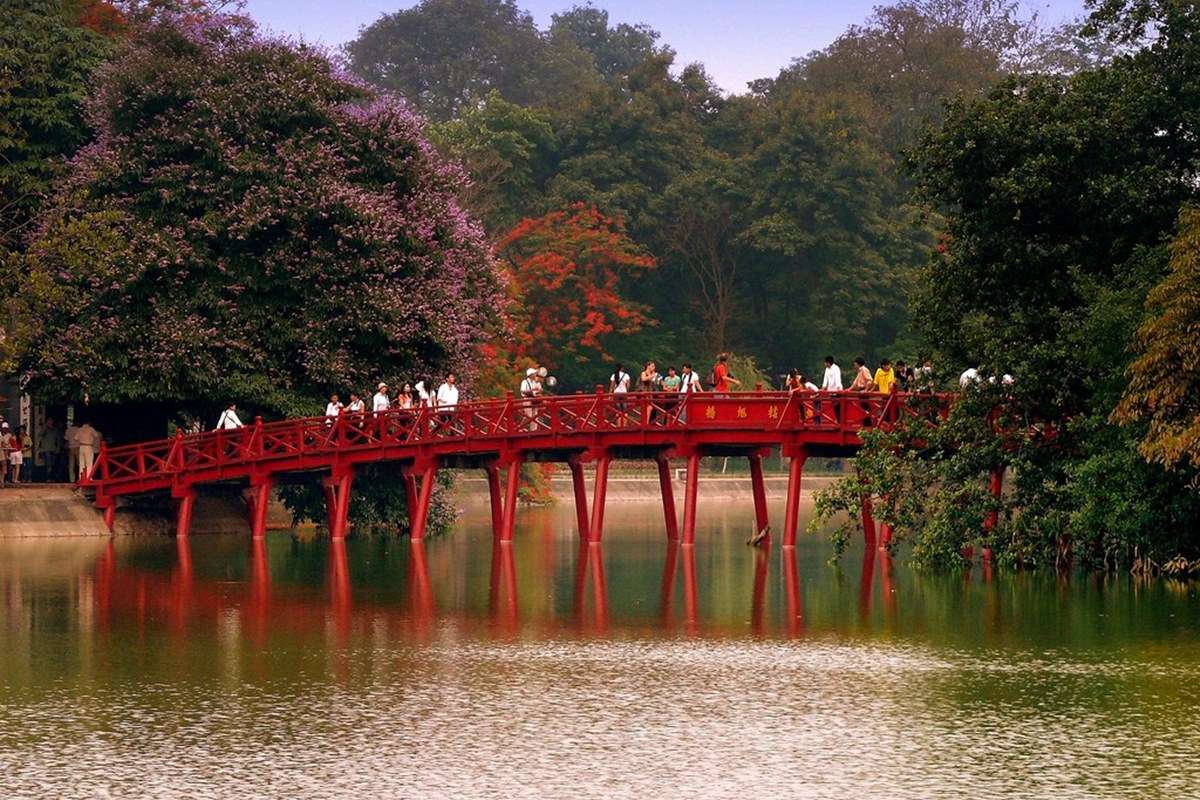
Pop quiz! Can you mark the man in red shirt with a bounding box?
[711,353,741,394]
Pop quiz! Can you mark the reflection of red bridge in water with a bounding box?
[87,535,915,641]
[85,391,961,547]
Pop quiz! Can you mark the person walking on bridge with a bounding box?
[217,403,243,430]
[873,359,896,394]
[609,364,631,394]
[435,373,459,411]
[373,383,390,413]
[521,367,542,431]
[346,393,365,414]
[710,353,740,394]
[325,394,342,419]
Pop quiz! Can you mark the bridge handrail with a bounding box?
[83,390,952,489]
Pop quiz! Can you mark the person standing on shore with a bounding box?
[0,424,12,485]
[65,420,80,484]
[37,418,62,482]
[75,422,102,481]
[16,428,32,483]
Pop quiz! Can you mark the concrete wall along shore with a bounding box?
[0,470,838,538]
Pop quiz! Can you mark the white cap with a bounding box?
[526,368,537,376]
[378,382,387,390]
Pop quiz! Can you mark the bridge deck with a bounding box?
[83,391,950,546]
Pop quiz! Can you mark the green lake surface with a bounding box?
[2,497,1198,798]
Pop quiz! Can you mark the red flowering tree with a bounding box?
[496,203,655,389]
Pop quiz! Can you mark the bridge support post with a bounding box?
[681,452,701,546]
[248,474,273,539]
[748,452,770,538]
[569,457,590,540]
[173,485,197,538]
[782,447,807,547]
[984,466,1004,532]
[405,459,439,541]
[656,455,678,542]
[485,464,504,539]
[323,466,355,541]
[587,452,611,543]
[499,456,523,542]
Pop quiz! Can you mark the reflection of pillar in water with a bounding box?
[409,540,434,624]
[659,542,679,627]
[681,545,698,635]
[782,548,804,638]
[489,541,518,633]
[171,535,194,632]
[858,544,877,624]
[880,548,896,621]
[751,544,769,635]
[587,542,608,633]
[572,539,588,623]
[94,538,115,634]
[328,537,351,643]
[247,535,271,645]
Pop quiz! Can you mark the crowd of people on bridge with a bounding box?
[205,353,1010,434]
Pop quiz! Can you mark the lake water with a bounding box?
[2,497,1199,799]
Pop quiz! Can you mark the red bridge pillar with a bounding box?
[748,451,770,538]
[568,456,590,540]
[485,463,504,539]
[656,455,679,542]
[588,450,611,543]
[173,484,197,538]
[498,455,523,542]
[404,459,440,541]
[681,451,701,546]
[323,465,355,541]
[248,473,274,539]
[782,445,808,547]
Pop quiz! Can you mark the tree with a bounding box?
[21,13,504,428]
[346,0,596,121]
[1115,206,1200,471]
[548,5,666,87]
[430,92,558,235]
[496,203,655,388]
[812,1,1200,570]
[0,0,114,252]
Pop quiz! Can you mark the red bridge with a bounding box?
[83,390,950,547]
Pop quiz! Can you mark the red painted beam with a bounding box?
[568,458,590,540]
[587,452,611,544]
[656,455,679,541]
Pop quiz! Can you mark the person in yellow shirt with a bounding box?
[873,358,896,394]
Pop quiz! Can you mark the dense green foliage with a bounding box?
[813,0,1200,572]
[352,0,1088,384]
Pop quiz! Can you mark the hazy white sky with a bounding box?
[240,0,1091,93]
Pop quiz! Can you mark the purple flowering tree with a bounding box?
[23,13,503,429]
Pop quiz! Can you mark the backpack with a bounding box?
[706,369,718,389]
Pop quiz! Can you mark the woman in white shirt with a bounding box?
[609,365,631,393]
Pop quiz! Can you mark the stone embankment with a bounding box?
[0,474,838,537]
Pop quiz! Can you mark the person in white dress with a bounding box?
[373,383,390,413]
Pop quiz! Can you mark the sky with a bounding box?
[239,0,1091,93]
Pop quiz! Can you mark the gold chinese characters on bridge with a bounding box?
[705,405,716,420]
